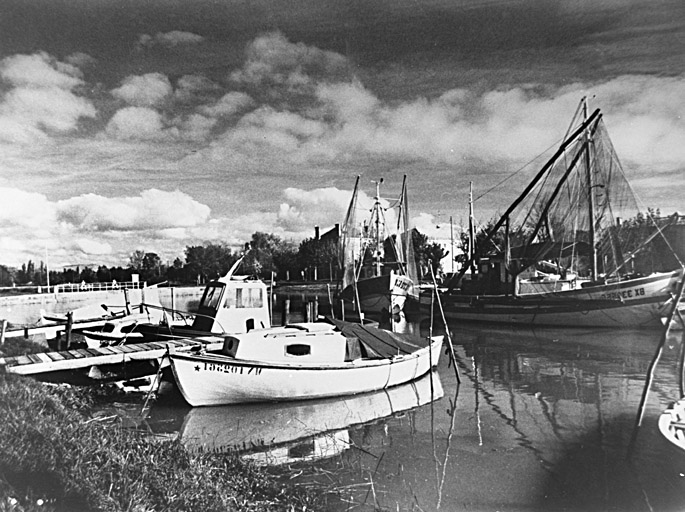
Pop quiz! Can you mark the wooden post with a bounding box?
[123,288,131,315]
[281,298,290,326]
[65,311,73,349]
[300,294,307,322]
[170,287,175,321]
[0,319,7,345]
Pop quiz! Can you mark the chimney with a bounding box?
[315,225,320,240]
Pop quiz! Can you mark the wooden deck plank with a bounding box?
[115,345,138,353]
[1,340,204,376]
[95,346,118,355]
[34,353,54,363]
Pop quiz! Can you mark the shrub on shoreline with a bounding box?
[0,373,322,511]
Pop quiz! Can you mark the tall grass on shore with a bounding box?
[0,372,323,511]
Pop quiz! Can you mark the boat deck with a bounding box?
[0,337,223,376]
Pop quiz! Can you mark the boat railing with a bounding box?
[53,281,148,294]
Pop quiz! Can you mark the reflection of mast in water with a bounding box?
[473,355,483,446]
[434,385,459,510]
[456,340,554,471]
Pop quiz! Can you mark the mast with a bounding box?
[445,107,602,290]
[583,98,598,281]
[372,178,384,276]
[468,182,475,275]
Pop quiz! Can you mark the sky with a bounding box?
[1,0,684,269]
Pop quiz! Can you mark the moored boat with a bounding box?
[339,175,419,315]
[435,98,684,328]
[659,398,685,451]
[169,319,443,406]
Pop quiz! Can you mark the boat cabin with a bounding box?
[221,323,347,364]
[219,320,423,365]
[192,275,271,334]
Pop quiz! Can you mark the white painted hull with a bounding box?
[169,337,443,406]
[429,270,682,328]
[659,398,685,452]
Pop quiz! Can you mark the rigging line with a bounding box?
[473,137,567,204]
[628,193,685,270]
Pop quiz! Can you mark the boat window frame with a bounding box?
[285,344,312,357]
[199,282,225,311]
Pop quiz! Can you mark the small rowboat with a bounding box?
[658,398,685,451]
[169,319,443,407]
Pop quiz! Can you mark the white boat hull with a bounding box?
[659,398,685,451]
[169,337,443,406]
[429,270,682,328]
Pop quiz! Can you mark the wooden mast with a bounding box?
[583,98,598,281]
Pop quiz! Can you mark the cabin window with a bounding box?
[199,284,224,310]
[285,344,311,356]
[225,287,264,309]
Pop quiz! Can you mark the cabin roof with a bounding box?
[330,319,422,358]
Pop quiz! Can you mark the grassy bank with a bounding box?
[0,369,323,511]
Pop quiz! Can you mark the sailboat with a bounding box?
[434,98,684,328]
[338,175,420,315]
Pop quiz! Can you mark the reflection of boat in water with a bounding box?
[177,370,443,464]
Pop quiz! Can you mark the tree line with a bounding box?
[1,230,449,288]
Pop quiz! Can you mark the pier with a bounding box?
[0,337,223,381]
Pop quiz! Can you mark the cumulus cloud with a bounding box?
[199,92,255,118]
[136,31,205,49]
[0,52,96,143]
[276,186,353,232]
[111,73,173,107]
[174,113,216,140]
[174,74,221,103]
[0,52,83,88]
[57,189,211,231]
[0,187,57,229]
[0,187,217,266]
[230,31,349,91]
[65,52,97,68]
[105,106,167,140]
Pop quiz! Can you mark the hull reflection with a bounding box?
[178,370,443,464]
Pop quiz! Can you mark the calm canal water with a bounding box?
[107,294,684,511]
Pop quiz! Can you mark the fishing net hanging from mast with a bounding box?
[506,109,662,279]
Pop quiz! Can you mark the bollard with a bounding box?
[65,311,73,349]
[0,319,6,345]
[281,298,290,326]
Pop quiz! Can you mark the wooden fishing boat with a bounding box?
[169,319,443,406]
[339,175,419,315]
[434,98,684,328]
[658,398,685,451]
